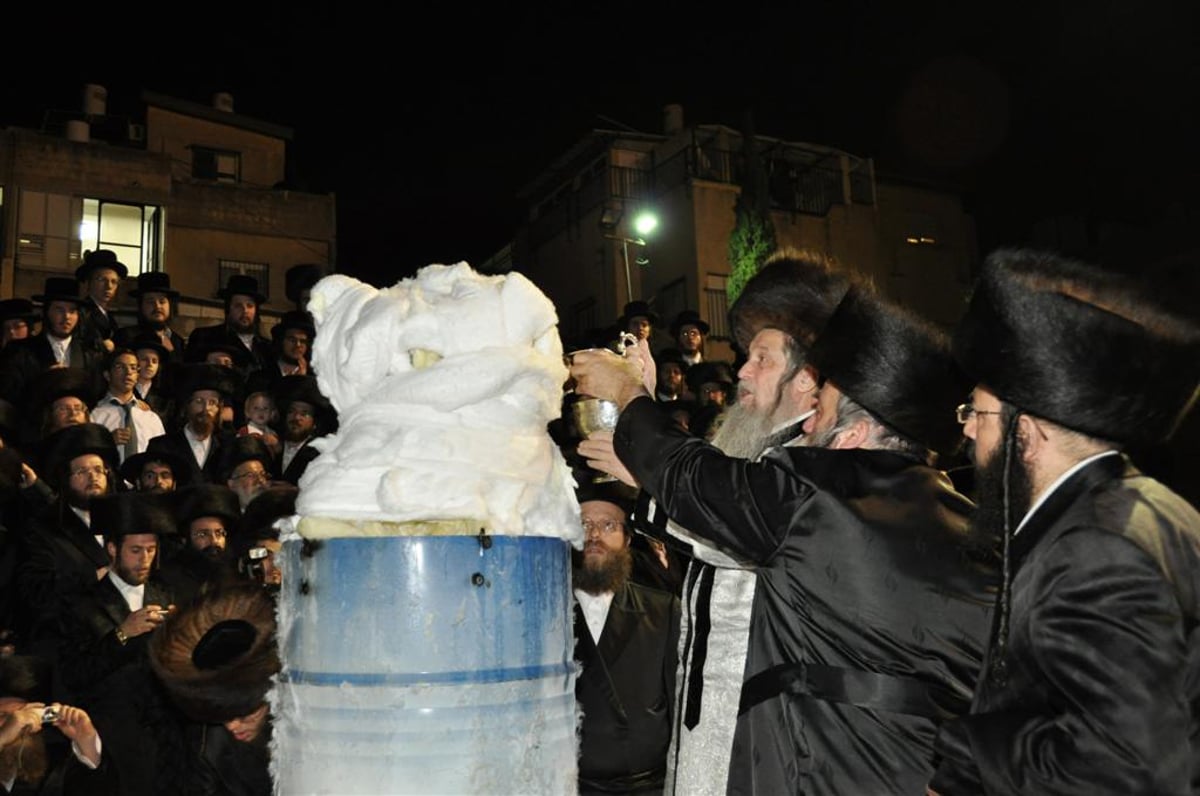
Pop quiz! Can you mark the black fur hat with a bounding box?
[91,491,177,545]
[177,484,241,528]
[728,247,852,355]
[148,582,280,724]
[174,362,239,405]
[0,655,52,702]
[954,249,1200,446]
[237,484,299,542]
[574,479,637,517]
[220,435,274,481]
[809,285,969,457]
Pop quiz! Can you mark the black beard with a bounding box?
[572,545,632,595]
[142,317,168,331]
[969,439,1033,549]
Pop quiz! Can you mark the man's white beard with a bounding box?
[709,401,778,458]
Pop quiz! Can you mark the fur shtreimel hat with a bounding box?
[90,492,177,544]
[809,285,969,457]
[953,248,1200,446]
[148,582,280,724]
[728,247,852,354]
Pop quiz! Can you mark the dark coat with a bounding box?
[274,440,319,486]
[614,397,999,795]
[18,501,110,641]
[188,723,272,796]
[112,325,187,365]
[930,454,1200,795]
[0,336,102,407]
[75,298,120,355]
[146,430,235,486]
[58,575,174,700]
[186,325,272,377]
[576,581,680,794]
[3,729,119,795]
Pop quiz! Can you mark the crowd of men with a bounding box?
[568,247,1199,795]
[0,254,327,794]
[0,243,1196,796]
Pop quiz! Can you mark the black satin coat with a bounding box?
[614,397,998,795]
[931,454,1200,795]
[575,580,681,794]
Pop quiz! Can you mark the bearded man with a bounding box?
[113,272,186,364]
[580,248,851,793]
[159,484,241,607]
[928,249,1200,795]
[186,275,272,377]
[572,480,680,795]
[146,364,237,484]
[573,282,999,794]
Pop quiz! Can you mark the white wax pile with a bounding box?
[297,263,581,544]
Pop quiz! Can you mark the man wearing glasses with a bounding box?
[573,480,680,796]
[929,249,1200,795]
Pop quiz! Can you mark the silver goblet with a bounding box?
[571,397,622,483]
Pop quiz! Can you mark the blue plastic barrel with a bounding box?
[272,534,577,795]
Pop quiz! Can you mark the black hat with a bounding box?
[128,271,179,299]
[91,492,177,543]
[238,484,299,542]
[75,249,129,281]
[273,375,337,433]
[285,264,324,304]
[125,331,171,362]
[685,361,735,395]
[0,655,52,703]
[618,300,659,327]
[574,479,637,518]
[809,285,970,457]
[271,310,316,343]
[177,484,241,528]
[39,422,119,488]
[31,367,100,411]
[174,363,239,404]
[953,248,1200,446]
[670,309,710,338]
[219,275,267,305]
[186,339,253,368]
[148,583,280,724]
[0,298,39,324]
[655,347,687,368]
[220,435,274,481]
[32,276,84,305]
[120,449,194,489]
[728,248,851,354]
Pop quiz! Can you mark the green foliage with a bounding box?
[727,203,777,303]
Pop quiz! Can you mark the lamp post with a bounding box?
[601,211,659,304]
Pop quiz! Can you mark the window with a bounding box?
[218,260,270,299]
[80,199,162,275]
[193,146,241,183]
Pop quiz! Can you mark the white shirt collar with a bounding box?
[1014,450,1120,535]
[775,408,815,439]
[107,568,146,611]
[574,589,614,644]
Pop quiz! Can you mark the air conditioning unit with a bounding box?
[127,123,146,143]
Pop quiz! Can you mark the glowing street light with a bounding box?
[603,210,659,303]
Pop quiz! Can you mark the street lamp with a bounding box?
[602,210,658,303]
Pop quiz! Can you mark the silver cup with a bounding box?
[570,397,621,483]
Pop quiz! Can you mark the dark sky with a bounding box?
[5,1,1198,289]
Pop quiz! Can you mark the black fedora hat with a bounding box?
[174,363,240,404]
[176,483,242,528]
[685,361,735,396]
[273,374,336,432]
[32,276,85,305]
[39,422,120,488]
[120,449,194,490]
[618,300,659,327]
[237,484,299,542]
[75,249,129,282]
[0,298,39,324]
[31,367,101,411]
[126,331,171,363]
[670,309,710,338]
[186,339,254,368]
[129,271,180,299]
[91,491,177,543]
[219,275,267,305]
[271,310,316,343]
[0,655,52,703]
[285,264,324,304]
[220,435,274,481]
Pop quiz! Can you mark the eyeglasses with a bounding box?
[70,465,107,479]
[678,329,703,338]
[190,528,227,542]
[955,403,1003,425]
[231,468,269,483]
[54,403,88,415]
[581,519,625,535]
[283,335,310,346]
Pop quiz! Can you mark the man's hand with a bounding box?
[52,705,101,767]
[19,463,37,489]
[111,427,132,446]
[0,703,45,749]
[626,338,657,397]
[569,349,648,411]
[118,605,169,639]
[101,339,115,354]
[577,432,640,488]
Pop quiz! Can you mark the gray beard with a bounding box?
[708,402,779,458]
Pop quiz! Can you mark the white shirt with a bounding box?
[574,589,614,644]
[107,569,145,611]
[237,332,256,350]
[1014,450,1120,536]
[48,334,72,364]
[183,425,214,468]
[90,394,166,463]
[681,351,703,367]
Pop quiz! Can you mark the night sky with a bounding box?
[4,1,1197,293]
